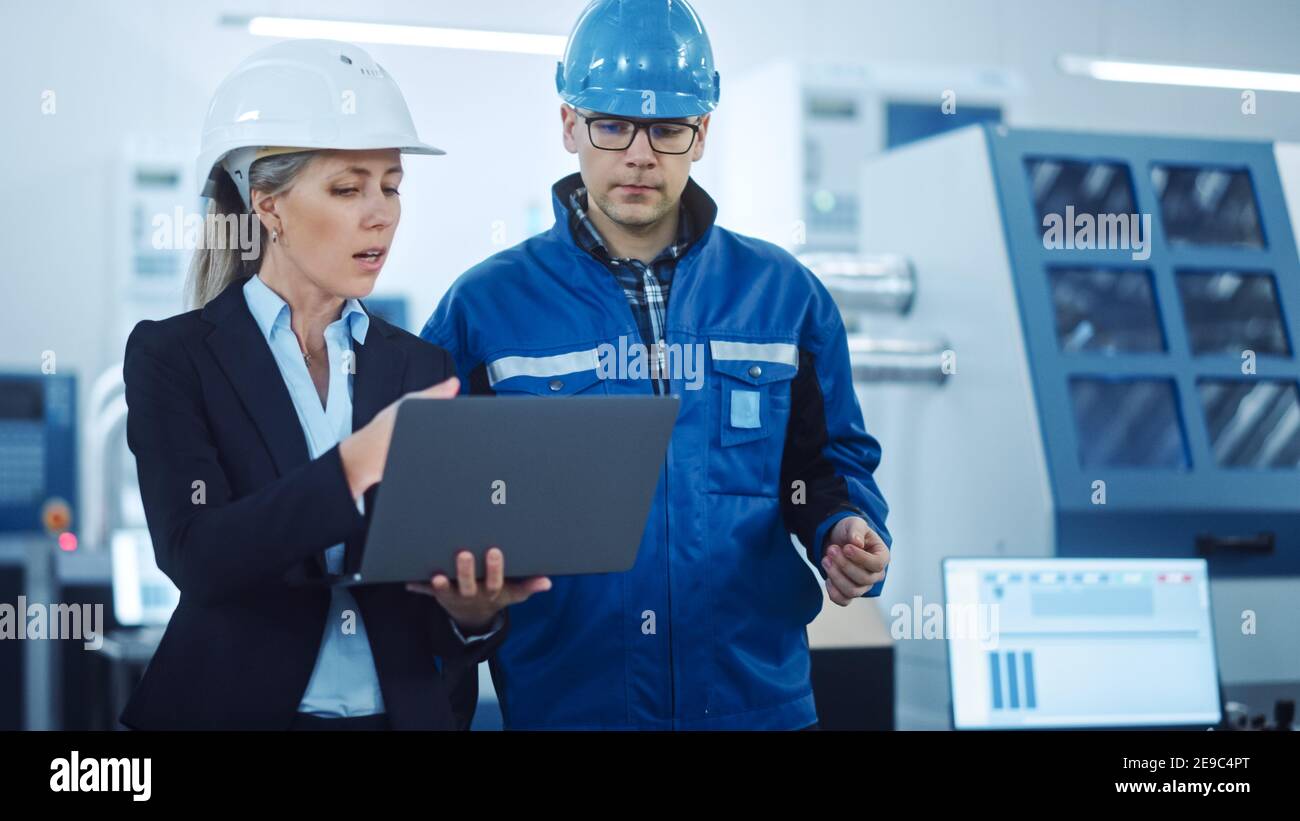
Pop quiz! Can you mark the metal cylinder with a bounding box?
[848,337,952,384]
[799,253,916,315]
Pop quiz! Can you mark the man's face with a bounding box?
[561,105,709,229]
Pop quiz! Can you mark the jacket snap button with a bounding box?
[748,365,762,378]
[548,379,564,391]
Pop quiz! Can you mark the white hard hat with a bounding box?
[196,39,443,208]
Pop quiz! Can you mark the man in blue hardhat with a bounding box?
[422,0,892,729]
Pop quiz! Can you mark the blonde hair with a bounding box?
[184,152,318,309]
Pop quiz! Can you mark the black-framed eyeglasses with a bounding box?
[578,113,702,155]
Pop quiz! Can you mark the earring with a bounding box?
[271,229,279,244]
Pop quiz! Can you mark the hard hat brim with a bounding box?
[563,88,716,120]
[199,139,445,204]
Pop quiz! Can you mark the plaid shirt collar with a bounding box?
[567,188,693,271]
[554,172,715,273]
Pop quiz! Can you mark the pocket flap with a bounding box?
[709,340,799,386]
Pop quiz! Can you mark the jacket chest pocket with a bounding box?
[486,348,610,396]
[707,340,799,496]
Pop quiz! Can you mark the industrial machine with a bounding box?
[840,123,1300,728]
[0,372,77,730]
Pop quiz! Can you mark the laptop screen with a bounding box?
[943,558,1222,729]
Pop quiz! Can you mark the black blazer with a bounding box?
[120,277,501,730]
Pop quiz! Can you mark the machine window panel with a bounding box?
[1050,267,1164,353]
[1175,270,1291,356]
[1025,158,1137,240]
[1069,378,1189,469]
[1198,379,1300,469]
[1151,165,1265,249]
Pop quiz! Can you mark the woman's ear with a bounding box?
[251,189,281,236]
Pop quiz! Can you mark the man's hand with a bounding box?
[821,516,889,606]
[405,547,551,633]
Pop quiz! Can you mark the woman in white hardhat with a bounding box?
[120,39,549,731]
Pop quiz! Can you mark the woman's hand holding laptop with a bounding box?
[406,547,552,633]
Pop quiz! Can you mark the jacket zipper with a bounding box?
[658,272,680,727]
[592,252,678,726]
[662,373,674,726]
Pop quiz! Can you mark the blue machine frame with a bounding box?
[986,126,1300,576]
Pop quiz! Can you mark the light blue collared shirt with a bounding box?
[244,274,384,717]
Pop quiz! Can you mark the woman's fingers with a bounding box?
[408,551,554,613]
[455,550,477,597]
[523,576,553,595]
[484,547,504,596]
[503,576,552,604]
[417,376,459,400]
[404,573,453,597]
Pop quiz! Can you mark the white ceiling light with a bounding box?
[1059,54,1300,94]
[233,15,566,57]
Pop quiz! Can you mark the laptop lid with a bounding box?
[356,395,679,583]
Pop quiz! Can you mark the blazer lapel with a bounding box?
[201,278,323,575]
[202,278,312,474]
[344,312,405,575]
[351,314,404,432]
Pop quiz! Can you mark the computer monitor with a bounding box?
[942,557,1223,730]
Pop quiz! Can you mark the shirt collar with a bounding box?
[243,274,369,346]
[553,172,716,265]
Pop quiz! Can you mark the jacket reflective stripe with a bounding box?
[708,340,799,366]
[486,348,601,387]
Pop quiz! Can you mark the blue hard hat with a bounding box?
[556,0,721,119]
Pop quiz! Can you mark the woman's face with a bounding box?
[254,148,403,300]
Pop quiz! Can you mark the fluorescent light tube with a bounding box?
[1059,54,1300,93]
[242,16,566,57]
